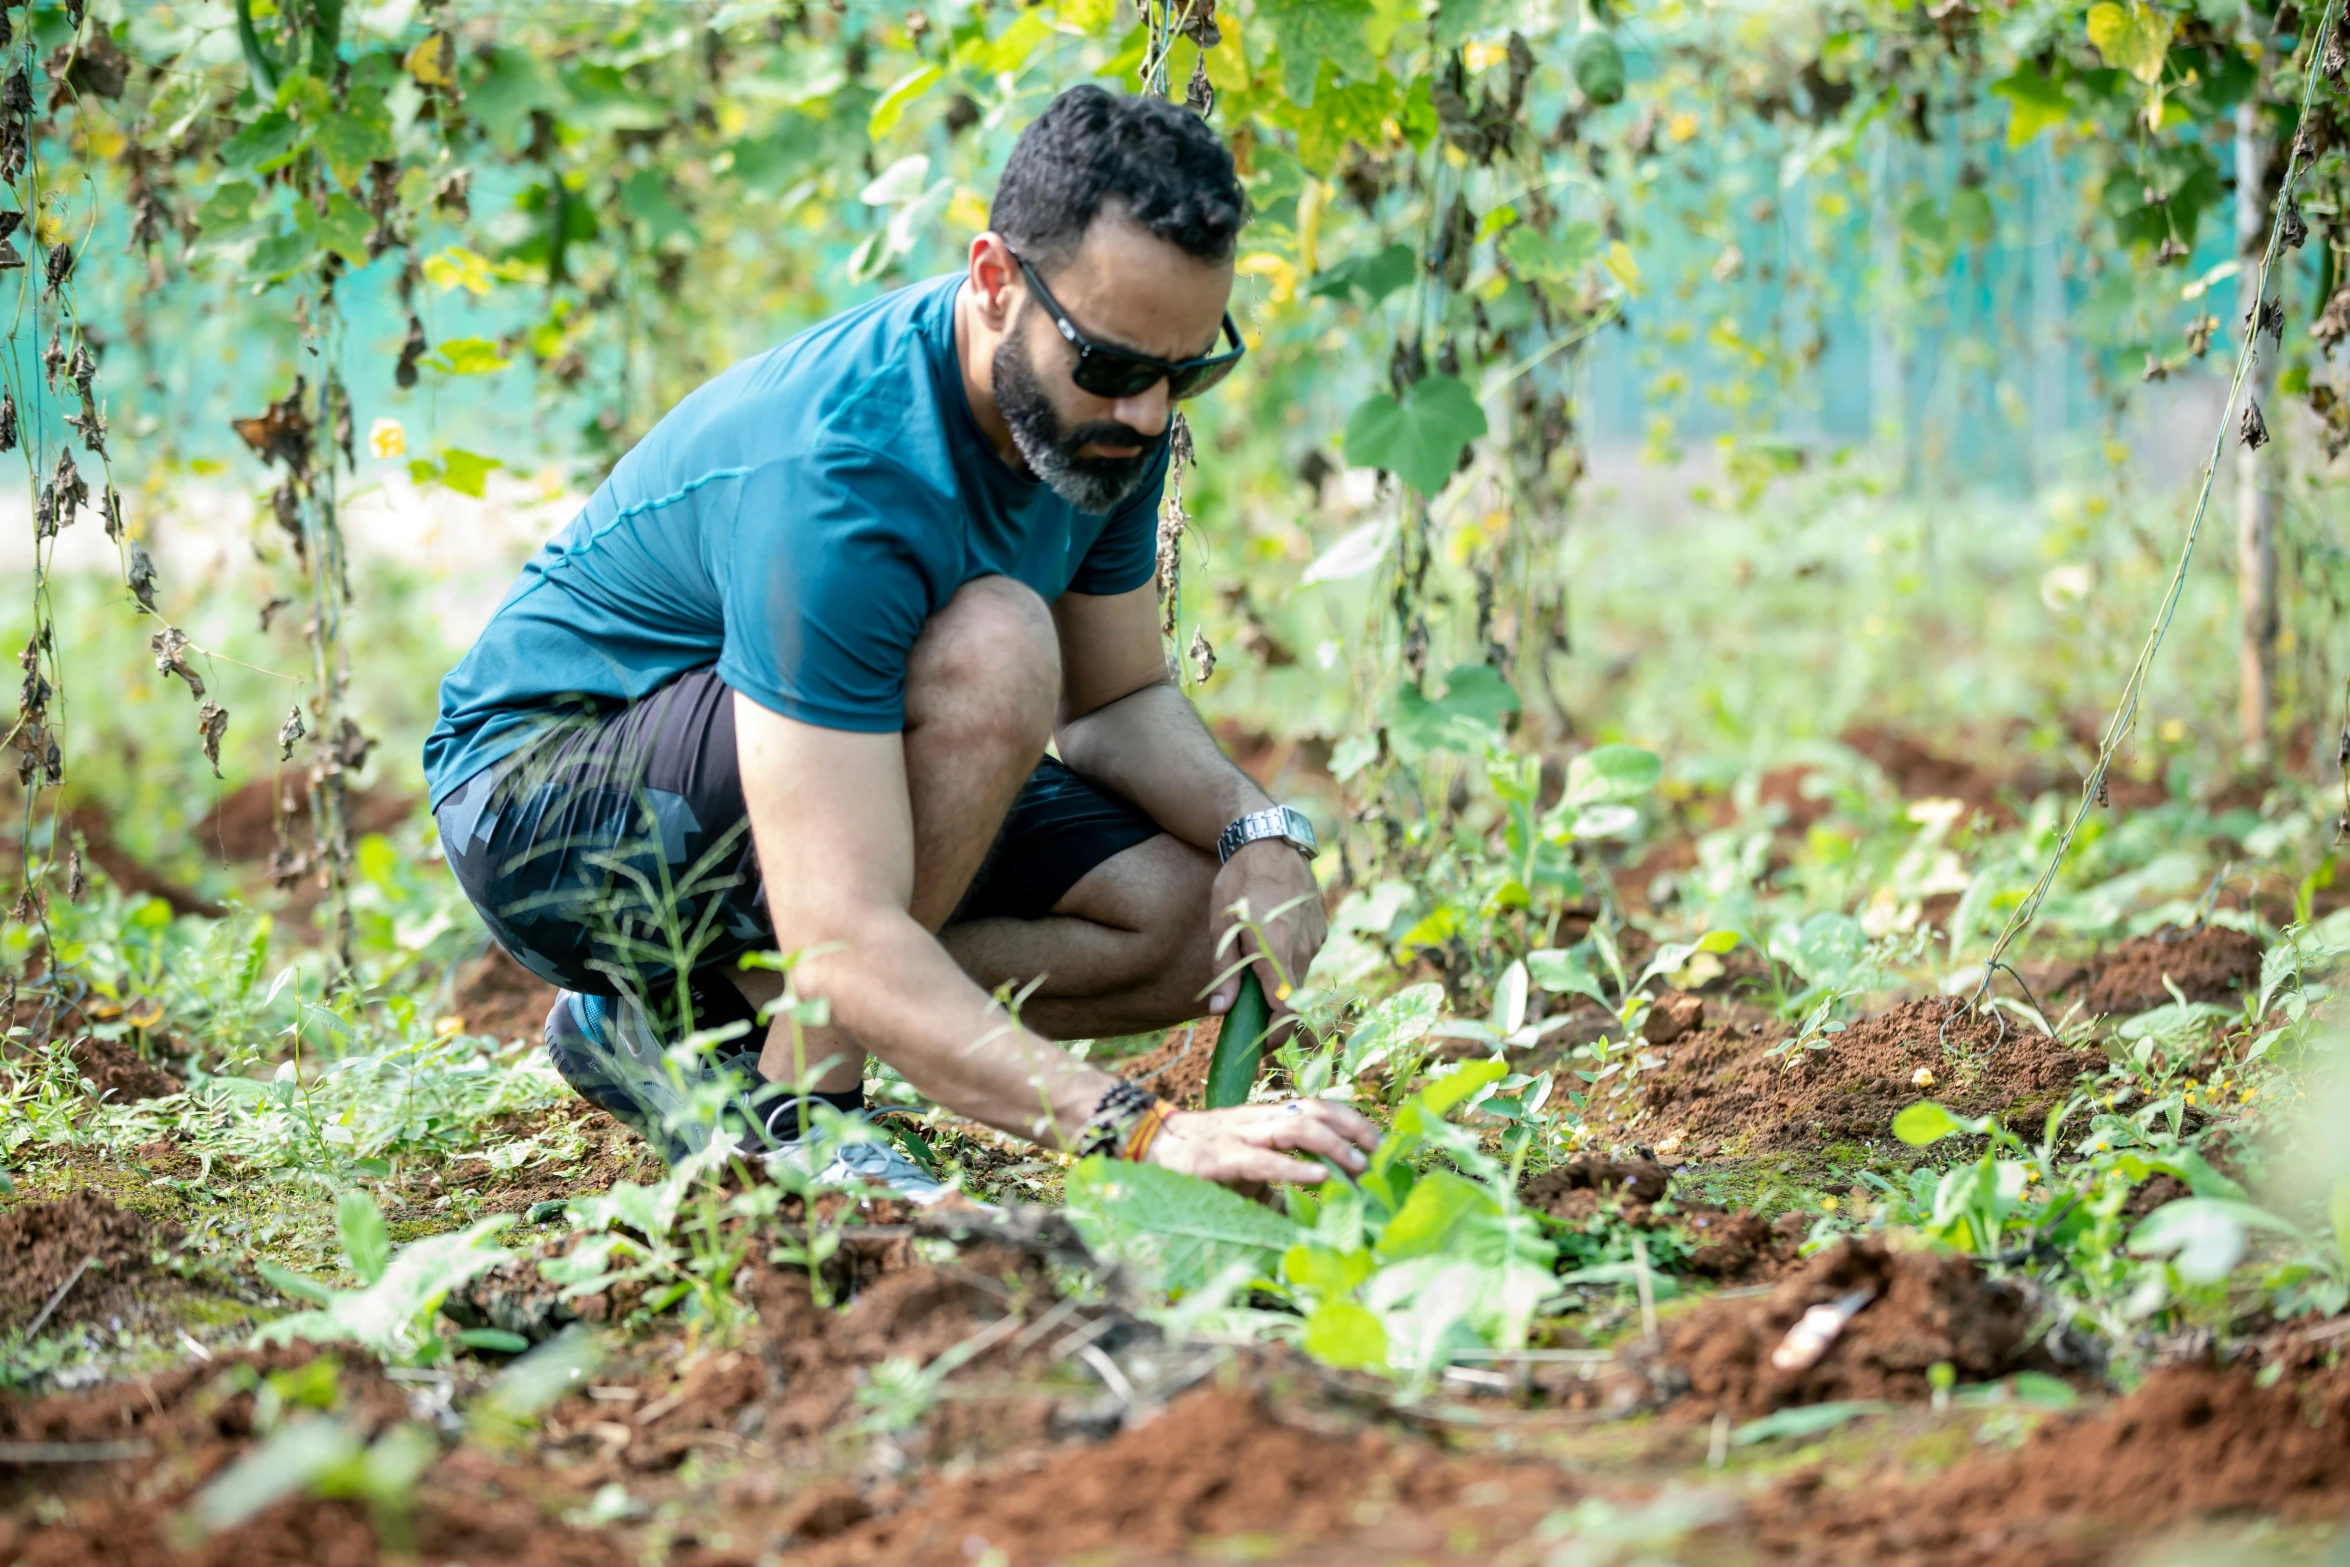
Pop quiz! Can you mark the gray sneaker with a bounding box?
[544,990,771,1165]
[760,1103,961,1207]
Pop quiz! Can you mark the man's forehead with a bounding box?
[1042,219,1233,356]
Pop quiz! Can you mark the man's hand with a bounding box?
[1147,1099,1378,1185]
[1205,838,1327,1022]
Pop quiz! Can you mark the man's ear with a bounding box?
[968,233,1019,328]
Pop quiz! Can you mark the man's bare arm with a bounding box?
[1051,586,1327,1014]
[734,692,1371,1179]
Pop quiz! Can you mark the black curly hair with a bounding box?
[988,85,1246,275]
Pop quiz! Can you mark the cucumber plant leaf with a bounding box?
[1343,373,1487,494]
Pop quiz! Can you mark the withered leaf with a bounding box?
[125,538,158,611]
[395,315,428,389]
[258,595,291,633]
[2240,396,2270,451]
[32,484,51,541]
[1187,625,1216,684]
[49,449,85,528]
[332,716,374,773]
[2315,286,2350,352]
[64,405,103,457]
[2,70,31,118]
[196,701,227,778]
[2258,297,2286,342]
[41,239,72,298]
[100,485,122,540]
[65,848,84,902]
[277,704,306,761]
[230,378,313,475]
[0,391,18,454]
[62,30,129,101]
[2281,195,2308,250]
[150,625,204,698]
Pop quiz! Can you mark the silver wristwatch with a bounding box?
[1216,804,1318,864]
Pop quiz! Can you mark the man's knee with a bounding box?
[906,576,1060,755]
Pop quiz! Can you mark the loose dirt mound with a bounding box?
[1116,1014,1228,1109]
[449,943,559,1047]
[1633,997,2104,1155]
[1680,1208,1808,1280]
[0,1193,184,1333]
[797,1383,1542,1567]
[1743,1361,2350,1565]
[200,777,419,864]
[62,1033,183,1101]
[0,1344,633,1567]
[2081,925,2264,1017]
[1523,1157,1670,1227]
[1648,1237,2044,1418]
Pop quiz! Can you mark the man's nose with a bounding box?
[1111,381,1171,440]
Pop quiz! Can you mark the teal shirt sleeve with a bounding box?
[713,447,956,733]
[1064,441,1170,596]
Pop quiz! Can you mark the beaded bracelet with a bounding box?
[1074,1079,1156,1160]
[1119,1099,1176,1164]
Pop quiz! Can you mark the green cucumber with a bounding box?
[1204,971,1272,1109]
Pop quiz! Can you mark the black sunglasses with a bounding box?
[1008,249,1245,401]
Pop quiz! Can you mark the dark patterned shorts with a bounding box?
[436,668,1160,1012]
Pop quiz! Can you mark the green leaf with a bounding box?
[256,1259,336,1307]
[619,168,696,247]
[1563,744,1661,808]
[1390,663,1519,759]
[1301,1299,1389,1370]
[2085,2,2172,86]
[194,180,261,235]
[1989,67,2071,148]
[1295,73,1398,176]
[1501,222,1603,283]
[1064,1156,1303,1294]
[310,99,395,187]
[1527,947,1613,1011]
[337,1190,392,1286]
[1892,1101,1981,1146]
[1571,30,1626,107]
[1282,1242,1376,1298]
[1375,1168,1499,1261]
[456,1328,531,1355]
[429,339,512,377]
[297,192,372,267]
[1432,0,1508,50]
[1696,928,1741,955]
[2131,1198,2303,1285]
[1419,1057,1510,1118]
[869,64,944,140]
[1256,0,1375,105]
[439,449,504,498]
[1343,373,1486,495]
[1731,1400,1891,1446]
[220,109,303,174]
[255,1217,514,1361]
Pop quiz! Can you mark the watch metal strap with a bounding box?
[1216,804,1318,864]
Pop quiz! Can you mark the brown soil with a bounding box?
[62,1032,183,1101]
[2081,925,2264,1017]
[1644,1237,2045,1419]
[199,777,419,864]
[385,1096,665,1226]
[1679,1208,1808,1281]
[1742,1361,2350,1565]
[796,1381,1562,1567]
[1116,1014,1229,1109]
[6,988,185,1101]
[1523,1156,1671,1227]
[0,1344,634,1567]
[448,942,559,1046]
[1839,725,2031,824]
[1628,996,2105,1155]
[0,1192,185,1334]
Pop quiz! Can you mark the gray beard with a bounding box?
[992,333,1155,514]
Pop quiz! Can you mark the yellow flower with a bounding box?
[369,418,407,459]
[1911,1066,1936,1088]
[2024,1168,2040,1183]
[434,1015,465,1038]
[1820,1196,1839,1212]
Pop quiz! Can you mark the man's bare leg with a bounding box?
[941,831,1219,1039]
[734,578,1224,1094]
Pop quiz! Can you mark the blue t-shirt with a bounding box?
[423,273,1168,809]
